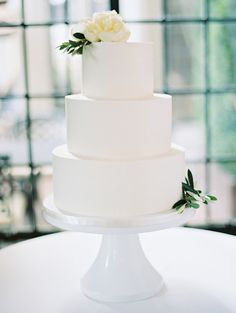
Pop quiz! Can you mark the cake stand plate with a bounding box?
[43,195,195,303]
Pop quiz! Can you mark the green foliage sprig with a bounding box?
[58,33,92,55]
[172,169,217,213]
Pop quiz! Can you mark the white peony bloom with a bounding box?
[93,10,130,42]
[99,27,130,42]
[84,20,101,42]
[70,19,90,40]
[71,10,130,43]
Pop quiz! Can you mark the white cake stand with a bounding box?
[43,195,195,303]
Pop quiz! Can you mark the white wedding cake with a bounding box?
[52,41,185,218]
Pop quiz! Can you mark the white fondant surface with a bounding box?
[53,145,185,218]
[82,42,153,99]
[66,94,172,159]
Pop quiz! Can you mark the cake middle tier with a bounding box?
[53,144,185,218]
[66,94,172,159]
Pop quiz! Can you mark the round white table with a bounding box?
[0,228,235,313]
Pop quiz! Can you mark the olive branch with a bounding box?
[172,169,217,213]
[58,32,92,55]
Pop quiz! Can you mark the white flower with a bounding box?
[99,24,130,42]
[70,19,89,40]
[70,10,130,43]
[83,20,101,42]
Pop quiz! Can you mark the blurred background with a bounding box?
[0,0,236,246]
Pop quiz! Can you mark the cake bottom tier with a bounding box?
[53,145,185,218]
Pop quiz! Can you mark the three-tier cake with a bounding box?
[53,42,185,218]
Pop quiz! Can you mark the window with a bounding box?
[0,0,236,242]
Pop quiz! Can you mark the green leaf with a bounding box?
[189,202,200,209]
[186,191,198,200]
[172,199,187,209]
[177,205,186,214]
[67,46,74,52]
[69,40,79,47]
[60,41,69,46]
[58,39,89,55]
[182,182,198,194]
[172,169,217,213]
[175,204,186,210]
[79,46,84,53]
[58,42,71,51]
[207,195,217,201]
[187,169,194,188]
[73,32,85,39]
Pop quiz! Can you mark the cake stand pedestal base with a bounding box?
[43,195,195,303]
[82,233,163,302]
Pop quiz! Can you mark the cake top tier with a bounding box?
[57,10,154,100]
[82,42,154,100]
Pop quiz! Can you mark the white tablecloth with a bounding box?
[0,228,235,313]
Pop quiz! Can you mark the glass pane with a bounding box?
[24,0,67,23]
[120,0,162,20]
[50,24,70,95]
[2,0,22,24]
[0,99,28,165]
[26,26,67,96]
[209,94,236,158]
[51,0,68,23]
[209,0,236,18]
[172,95,205,161]
[209,163,235,223]
[24,0,51,23]
[209,23,236,89]
[166,24,204,90]
[69,0,109,23]
[30,98,66,165]
[128,23,163,91]
[0,28,25,96]
[0,166,34,234]
[166,0,204,18]
[24,0,110,24]
[0,157,14,233]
